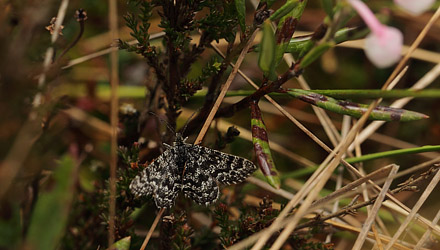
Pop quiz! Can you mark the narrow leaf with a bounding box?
[250,101,280,189]
[270,0,299,21]
[321,0,334,19]
[299,42,333,68]
[110,236,131,250]
[286,26,368,57]
[258,20,276,79]
[26,155,77,250]
[235,0,246,33]
[274,16,298,67]
[288,89,429,121]
[307,89,440,99]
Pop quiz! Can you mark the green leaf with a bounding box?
[321,0,334,19]
[270,0,299,21]
[308,89,440,99]
[287,89,429,122]
[26,155,77,250]
[299,42,333,68]
[274,16,298,68]
[234,0,246,32]
[110,236,131,250]
[286,26,368,59]
[258,20,276,79]
[251,102,280,189]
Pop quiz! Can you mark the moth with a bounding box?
[129,133,257,208]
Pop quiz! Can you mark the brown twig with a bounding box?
[183,28,258,137]
[108,0,119,246]
[140,208,165,250]
[194,29,259,145]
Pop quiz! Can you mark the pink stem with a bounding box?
[348,0,385,36]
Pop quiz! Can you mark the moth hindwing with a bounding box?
[129,133,257,208]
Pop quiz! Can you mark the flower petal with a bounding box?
[364,26,403,68]
[394,0,434,16]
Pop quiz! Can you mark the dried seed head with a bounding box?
[75,9,88,22]
[45,17,64,35]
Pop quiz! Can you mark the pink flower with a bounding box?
[348,0,403,68]
[394,0,434,16]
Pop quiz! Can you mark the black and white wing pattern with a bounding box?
[129,149,182,208]
[182,165,219,206]
[182,144,257,206]
[130,134,257,208]
[186,144,257,185]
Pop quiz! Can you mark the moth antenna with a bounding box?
[148,111,176,135]
[181,109,199,136]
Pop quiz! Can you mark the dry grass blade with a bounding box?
[329,220,422,250]
[63,108,112,136]
[262,95,379,250]
[372,225,385,250]
[140,208,165,250]
[414,202,440,249]
[385,168,440,250]
[62,32,165,69]
[310,165,394,209]
[246,177,294,200]
[108,0,119,245]
[352,164,399,250]
[194,30,258,144]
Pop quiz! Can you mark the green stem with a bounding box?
[281,145,440,180]
[58,85,440,100]
[308,89,440,99]
[344,145,440,164]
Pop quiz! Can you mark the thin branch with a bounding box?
[108,0,119,245]
[140,208,165,250]
[194,29,258,144]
